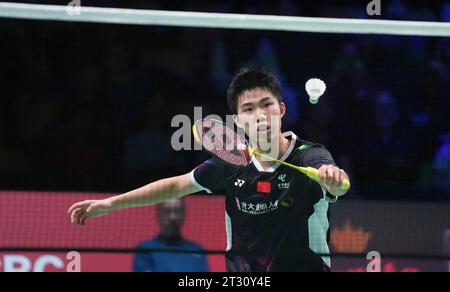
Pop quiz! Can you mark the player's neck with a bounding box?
[257,133,290,168]
[279,134,290,156]
[257,134,289,155]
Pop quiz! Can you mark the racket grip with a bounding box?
[340,179,351,191]
[304,167,350,191]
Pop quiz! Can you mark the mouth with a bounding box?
[257,124,271,133]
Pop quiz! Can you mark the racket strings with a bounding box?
[195,120,250,166]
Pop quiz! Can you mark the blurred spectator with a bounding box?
[387,0,409,20]
[106,44,151,136]
[443,3,450,22]
[330,42,375,149]
[134,199,209,272]
[123,94,187,184]
[277,0,301,16]
[419,132,450,197]
[422,38,450,136]
[431,133,450,191]
[209,38,231,94]
[356,91,417,199]
[235,37,300,128]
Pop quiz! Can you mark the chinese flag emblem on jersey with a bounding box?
[257,181,271,193]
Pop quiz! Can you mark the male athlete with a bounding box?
[68,67,350,272]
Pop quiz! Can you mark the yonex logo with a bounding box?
[234,179,245,187]
[278,174,286,182]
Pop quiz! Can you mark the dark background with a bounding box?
[0,0,449,201]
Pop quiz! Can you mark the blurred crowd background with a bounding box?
[0,0,449,201]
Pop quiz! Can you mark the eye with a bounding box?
[263,102,273,107]
[243,108,253,112]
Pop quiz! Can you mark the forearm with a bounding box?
[109,174,197,211]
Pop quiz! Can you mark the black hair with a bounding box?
[226,67,282,114]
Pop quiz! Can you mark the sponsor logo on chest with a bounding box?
[277,174,290,189]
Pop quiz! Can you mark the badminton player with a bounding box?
[68,67,350,272]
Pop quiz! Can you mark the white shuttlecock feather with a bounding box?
[305,78,326,104]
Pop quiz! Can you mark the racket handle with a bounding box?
[301,167,350,191]
[251,149,351,191]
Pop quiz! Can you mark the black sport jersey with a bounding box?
[191,132,338,272]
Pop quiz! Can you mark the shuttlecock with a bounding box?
[305,78,326,104]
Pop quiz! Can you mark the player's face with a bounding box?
[234,88,286,146]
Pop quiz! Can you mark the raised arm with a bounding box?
[67,173,199,226]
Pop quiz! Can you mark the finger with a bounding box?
[68,201,90,214]
[68,203,81,215]
[326,167,334,186]
[77,211,85,226]
[71,207,81,223]
[318,166,327,181]
[72,209,81,225]
[74,208,86,225]
[327,168,336,187]
[338,170,345,185]
[332,168,340,187]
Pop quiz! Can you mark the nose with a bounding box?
[256,108,267,123]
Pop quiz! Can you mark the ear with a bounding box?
[233,114,243,129]
[280,101,286,118]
